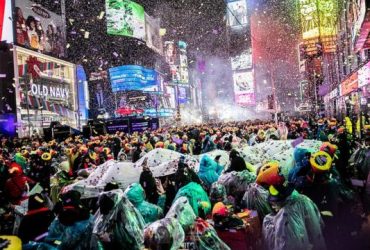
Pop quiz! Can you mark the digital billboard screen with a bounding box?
[227,0,248,28]
[233,70,255,106]
[106,0,146,40]
[109,65,159,92]
[145,13,163,55]
[14,0,66,58]
[0,0,13,42]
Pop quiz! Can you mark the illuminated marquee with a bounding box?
[299,0,338,53]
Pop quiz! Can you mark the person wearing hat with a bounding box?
[18,193,54,244]
[4,163,34,205]
[257,162,326,250]
[40,190,93,249]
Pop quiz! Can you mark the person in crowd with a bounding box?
[92,189,145,250]
[257,162,326,250]
[124,183,164,224]
[198,154,223,189]
[225,149,247,173]
[18,193,54,244]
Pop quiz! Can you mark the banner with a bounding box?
[106,0,146,40]
[0,0,13,42]
[233,70,255,106]
[109,65,159,92]
[14,46,77,136]
[14,0,66,58]
[227,0,248,29]
[358,61,370,88]
[145,13,163,55]
[341,72,359,96]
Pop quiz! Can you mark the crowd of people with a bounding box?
[0,117,370,249]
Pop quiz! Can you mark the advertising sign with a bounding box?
[299,0,338,53]
[14,46,77,137]
[145,13,163,55]
[178,86,187,104]
[233,70,255,106]
[106,0,146,40]
[0,0,13,42]
[231,49,252,70]
[143,108,174,117]
[299,0,338,40]
[165,41,177,65]
[14,0,66,58]
[341,72,359,96]
[227,0,248,28]
[76,65,89,125]
[358,61,370,88]
[352,0,367,45]
[109,65,159,92]
[178,41,189,84]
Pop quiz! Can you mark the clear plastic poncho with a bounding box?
[144,217,185,250]
[189,218,231,250]
[262,191,326,250]
[91,189,145,250]
[217,170,256,200]
[173,182,211,217]
[166,197,197,232]
[124,183,163,224]
[241,183,272,220]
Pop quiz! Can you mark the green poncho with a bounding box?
[124,183,163,224]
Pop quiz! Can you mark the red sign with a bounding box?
[0,0,5,40]
[341,72,359,96]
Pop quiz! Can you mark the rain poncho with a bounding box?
[124,183,163,224]
[217,170,256,201]
[198,155,223,188]
[262,191,326,250]
[187,218,231,250]
[210,183,227,205]
[166,197,229,250]
[241,183,272,220]
[39,216,93,250]
[91,189,145,250]
[166,197,197,232]
[173,182,211,217]
[144,218,185,250]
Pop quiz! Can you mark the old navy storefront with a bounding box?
[14,46,79,137]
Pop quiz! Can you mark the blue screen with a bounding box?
[109,65,159,92]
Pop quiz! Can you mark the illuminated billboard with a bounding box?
[109,65,159,92]
[299,0,338,52]
[145,13,163,55]
[178,41,189,84]
[14,46,78,137]
[106,0,146,40]
[233,70,255,106]
[227,0,248,28]
[0,0,13,42]
[14,0,66,58]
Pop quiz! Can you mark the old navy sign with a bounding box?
[31,84,69,100]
